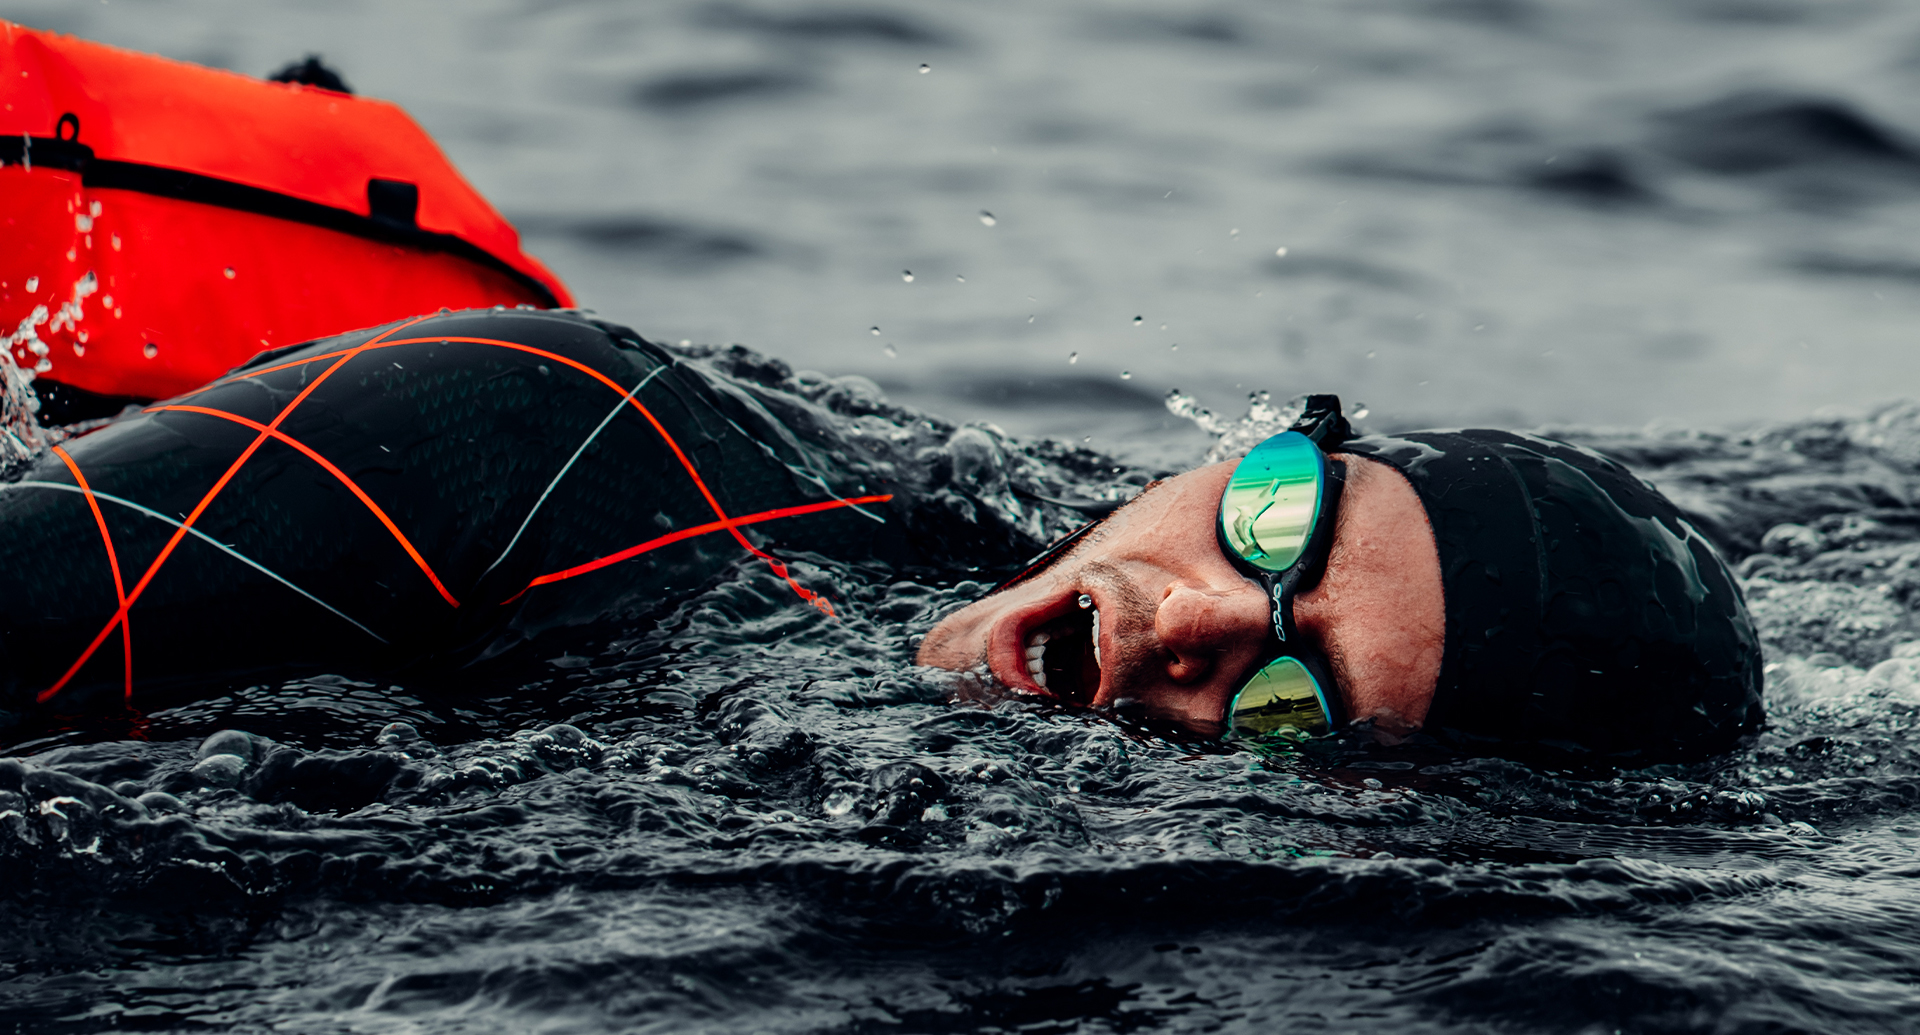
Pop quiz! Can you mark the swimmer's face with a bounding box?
[917,456,1446,740]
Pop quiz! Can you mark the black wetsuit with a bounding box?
[0,309,920,728]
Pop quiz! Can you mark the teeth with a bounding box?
[1025,630,1050,688]
[1090,609,1101,669]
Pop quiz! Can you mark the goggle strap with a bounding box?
[1289,394,1352,451]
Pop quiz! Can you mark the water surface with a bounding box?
[5,2,1920,1032]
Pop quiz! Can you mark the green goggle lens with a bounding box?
[1218,432,1326,573]
[1226,656,1333,740]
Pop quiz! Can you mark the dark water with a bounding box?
[7,1,1920,1032]
[3,373,1920,1034]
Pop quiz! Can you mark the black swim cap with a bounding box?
[1338,430,1764,760]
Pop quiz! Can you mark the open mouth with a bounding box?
[1021,598,1104,705]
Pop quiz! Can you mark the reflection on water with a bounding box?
[17,0,1920,457]
[7,0,1920,1031]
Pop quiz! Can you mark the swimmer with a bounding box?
[918,397,1764,760]
[0,308,1762,761]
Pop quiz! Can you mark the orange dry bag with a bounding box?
[0,22,574,418]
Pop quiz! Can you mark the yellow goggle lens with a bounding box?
[1227,656,1332,740]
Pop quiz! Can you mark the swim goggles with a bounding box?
[1216,399,1349,743]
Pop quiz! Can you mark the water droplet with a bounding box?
[1275,246,1289,257]
[1068,352,1079,364]
[1229,227,1240,237]
[1366,350,1377,359]
[71,343,84,357]
[978,210,996,226]
[1120,370,1132,380]
[110,233,121,251]
[143,342,158,359]
[1077,593,1093,610]
[1352,402,1370,419]
[870,326,881,335]
[1169,342,1179,351]
[1159,324,1167,331]
[1132,315,1143,326]
[24,277,37,293]
[883,344,897,358]
[223,267,235,280]
[1027,314,1035,323]
[955,274,966,283]
[115,307,123,318]
[89,201,101,218]
[919,63,930,74]
[901,270,914,282]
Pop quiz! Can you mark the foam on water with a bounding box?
[4,363,1920,1032]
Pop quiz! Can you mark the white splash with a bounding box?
[0,269,93,463]
[1165,387,1307,464]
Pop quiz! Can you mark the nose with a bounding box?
[1153,579,1269,684]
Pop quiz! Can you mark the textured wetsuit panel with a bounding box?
[0,309,899,725]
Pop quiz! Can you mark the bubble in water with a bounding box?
[1275,246,1289,257]
[24,277,37,293]
[1120,370,1132,380]
[143,342,157,359]
[883,344,897,358]
[979,211,996,226]
[1068,352,1079,364]
[1132,316,1143,326]
[871,326,881,335]
[901,270,914,282]
[1352,402,1370,419]
[223,267,235,280]
[919,63,930,74]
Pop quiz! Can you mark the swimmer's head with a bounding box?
[917,406,1763,760]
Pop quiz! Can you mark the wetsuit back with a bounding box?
[0,309,904,729]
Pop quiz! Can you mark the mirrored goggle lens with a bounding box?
[1218,431,1325,574]
[1226,656,1333,740]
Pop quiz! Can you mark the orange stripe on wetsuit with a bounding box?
[40,314,435,702]
[190,332,842,613]
[501,495,896,605]
[35,314,894,704]
[51,445,131,700]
